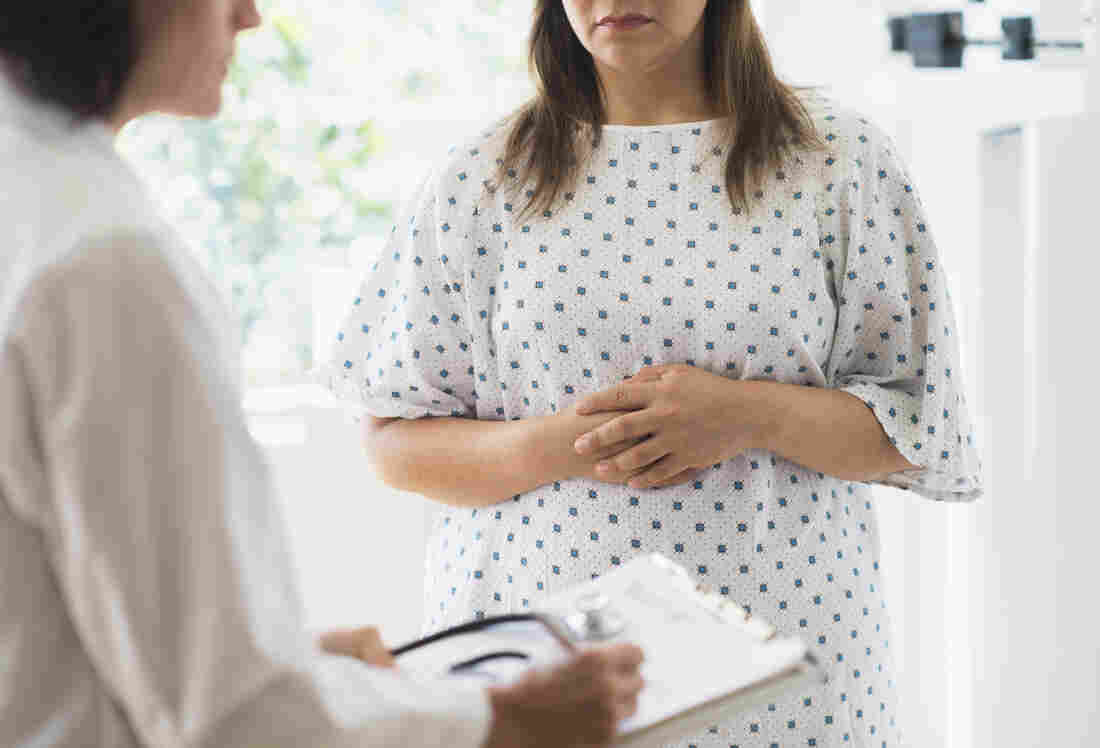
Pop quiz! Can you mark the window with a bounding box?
[115,1,537,635]
[118,0,535,388]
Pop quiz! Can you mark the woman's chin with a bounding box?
[173,93,224,120]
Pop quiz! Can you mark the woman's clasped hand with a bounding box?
[571,364,775,490]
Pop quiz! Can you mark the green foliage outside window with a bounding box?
[119,0,533,386]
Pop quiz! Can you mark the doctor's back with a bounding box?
[0,4,502,747]
[0,71,249,748]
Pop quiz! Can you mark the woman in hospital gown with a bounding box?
[324,3,982,746]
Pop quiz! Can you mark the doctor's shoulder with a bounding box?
[2,129,168,308]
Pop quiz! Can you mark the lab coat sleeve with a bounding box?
[10,231,492,748]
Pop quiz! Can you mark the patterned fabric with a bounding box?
[324,95,982,748]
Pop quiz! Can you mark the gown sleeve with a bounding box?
[321,171,479,420]
[817,117,983,502]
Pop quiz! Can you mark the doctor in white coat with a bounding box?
[0,1,644,747]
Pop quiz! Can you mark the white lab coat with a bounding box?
[0,77,490,747]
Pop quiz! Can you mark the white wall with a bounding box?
[761,3,1100,747]
[247,392,432,645]
[975,111,1100,748]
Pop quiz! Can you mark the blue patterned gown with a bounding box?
[323,95,983,747]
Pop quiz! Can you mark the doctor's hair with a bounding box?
[495,0,822,220]
[0,2,136,120]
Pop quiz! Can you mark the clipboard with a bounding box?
[390,554,824,747]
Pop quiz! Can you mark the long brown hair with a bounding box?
[496,0,821,219]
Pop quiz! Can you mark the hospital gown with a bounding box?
[325,95,983,748]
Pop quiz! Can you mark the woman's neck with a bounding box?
[594,33,719,126]
[598,75,717,126]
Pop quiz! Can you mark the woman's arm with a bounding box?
[570,365,918,489]
[362,409,651,508]
[755,381,918,482]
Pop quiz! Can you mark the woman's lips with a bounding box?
[597,14,653,31]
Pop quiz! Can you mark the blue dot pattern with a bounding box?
[323,95,983,748]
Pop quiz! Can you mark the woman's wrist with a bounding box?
[519,412,584,486]
[731,379,790,455]
[523,409,629,485]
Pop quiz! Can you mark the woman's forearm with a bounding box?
[363,412,597,508]
[754,382,918,482]
[363,379,914,506]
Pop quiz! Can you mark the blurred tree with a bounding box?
[118,0,533,387]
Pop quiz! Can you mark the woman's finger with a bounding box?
[599,436,669,474]
[649,467,705,489]
[632,364,670,381]
[574,380,655,418]
[580,411,659,455]
[629,456,687,489]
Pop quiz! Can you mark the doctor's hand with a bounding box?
[484,643,645,748]
[572,364,771,490]
[318,626,397,669]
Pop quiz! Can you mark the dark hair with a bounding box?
[497,0,822,219]
[0,2,136,119]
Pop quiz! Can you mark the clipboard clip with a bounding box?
[561,592,627,642]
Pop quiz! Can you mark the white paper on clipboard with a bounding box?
[393,554,824,747]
